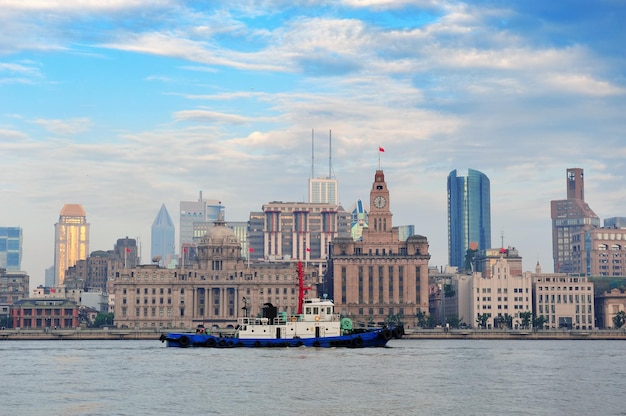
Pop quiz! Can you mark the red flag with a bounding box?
[125,247,131,253]
[50,288,56,293]
[379,146,385,152]
[183,247,188,253]
[248,247,254,252]
[306,247,311,252]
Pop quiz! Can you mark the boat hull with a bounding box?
[159,327,399,348]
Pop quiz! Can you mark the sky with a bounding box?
[1,0,625,290]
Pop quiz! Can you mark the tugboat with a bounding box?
[160,262,403,348]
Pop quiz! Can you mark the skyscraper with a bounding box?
[0,227,22,271]
[179,191,224,247]
[550,168,599,273]
[447,169,491,270]
[151,204,175,267]
[54,204,89,286]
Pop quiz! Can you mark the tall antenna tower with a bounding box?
[311,128,315,179]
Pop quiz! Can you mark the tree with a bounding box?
[519,311,532,329]
[445,315,464,329]
[385,312,404,326]
[416,310,435,328]
[476,313,489,329]
[94,312,114,328]
[613,311,626,329]
[533,315,548,330]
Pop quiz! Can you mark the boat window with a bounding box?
[326,307,332,314]
[313,307,319,314]
[306,307,311,314]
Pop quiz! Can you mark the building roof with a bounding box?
[60,204,86,217]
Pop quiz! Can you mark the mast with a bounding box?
[297,262,312,315]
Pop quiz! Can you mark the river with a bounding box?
[1,339,624,415]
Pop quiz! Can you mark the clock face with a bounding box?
[374,195,386,209]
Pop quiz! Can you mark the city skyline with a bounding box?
[1,2,625,289]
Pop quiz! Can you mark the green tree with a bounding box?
[519,311,532,329]
[94,312,114,328]
[612,311,626,329]
[385,312,404,326]
[476,313,489,329]
[416,310,435,328]
[533,315,548,330]
[445,315,463,329]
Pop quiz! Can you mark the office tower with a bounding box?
[349,199,368,241]
[308,129,338,204]
[328,169,430,327]
[0,227,22,270]
[54,204,89,286]
[179,192,224,248]
[604,217,626,228]
[447,169,491,270]
[550,168,599,273]
[151,204,175,267]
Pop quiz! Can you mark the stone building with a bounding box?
[11,298,80,329]
[327,169,430,328]
[110,217,320,330]
[0,268,29,304]
[530,263,595,329]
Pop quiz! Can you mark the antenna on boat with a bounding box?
[297,262,312,315]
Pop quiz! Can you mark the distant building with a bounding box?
[572,227,626,277]
[447,169,491,270]
[473,247,523,278]
[0,227,22,271]
[397,225,415,242]
[0,268,29,304]
[11,298,79,329]
[604,217,626,228]
[328,169,430,327]
[530,263,595,329]
[179,191,224,248]
[550,168,600,273]
[309,177,338,204]
[349,199,368,241]
[151,204,175,267]
[595,288,626,329]
[456,256,532,329]
[54,204,89,286]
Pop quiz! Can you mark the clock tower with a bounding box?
[368,169,392,234]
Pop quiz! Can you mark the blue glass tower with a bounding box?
[0,227,22,270]
[447,169,491,270]
[151,204,175,267]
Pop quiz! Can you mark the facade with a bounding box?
[531,267,595,329]
[11,298,79,329]
[110,218,321,329]
[227,221,249,258]
[550,168,600,273]
[54,204,89,286]
[309,177,338,204]
[605,217,626,228]
[261,201,347,264]
[0,227,22,270]
[447,169,491,270]
[595,288,626,329]
[151,204,175,267]
[349,199,368,241]
[179,191,224,247]
[0,268,29,304]
[571,227,626,277]
[328,169,430,327]
[473,247,523,278]
[456,256,532,329]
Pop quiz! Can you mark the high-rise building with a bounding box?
[151,204,175,267]
[179,192,224,248]
[0,227,22,270]
[328,169,430,327]
[308,129,338,205]
[550,168,600,273]
[447,169,491,270]
[54,204,89,286]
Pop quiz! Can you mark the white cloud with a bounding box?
[33,118,93,135]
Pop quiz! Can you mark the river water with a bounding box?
[1,339,624,415]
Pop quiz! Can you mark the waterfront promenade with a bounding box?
[2,327,626,341]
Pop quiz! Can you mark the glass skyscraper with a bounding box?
[447,169,491,270]
[0,227,22,270]
[151,204,175,267]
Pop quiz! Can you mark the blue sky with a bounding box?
[1,0,625,288]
